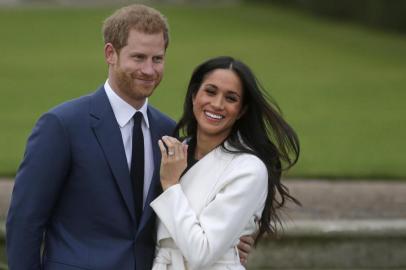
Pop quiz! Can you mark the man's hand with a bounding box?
[238,235,255,266]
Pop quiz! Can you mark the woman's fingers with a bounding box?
[170,137,181,158]
[172,138,184,159]
[181,143,188,159]
[162,136,175,157]
[158,136,188,191]
[161,136,185,159]
[158,139,167,160]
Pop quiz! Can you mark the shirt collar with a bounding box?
[104,79,150,128]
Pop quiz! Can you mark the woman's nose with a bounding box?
[211,95,224,110]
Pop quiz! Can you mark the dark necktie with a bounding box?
[130,112,144,226]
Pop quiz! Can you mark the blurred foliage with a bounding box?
[0,4,405,178]
[251,0,406,33]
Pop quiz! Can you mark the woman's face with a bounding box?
[193,68,245,142]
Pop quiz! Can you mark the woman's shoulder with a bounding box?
[215,151,268,197]
[230,152,267,172]
[216,148,267,183]
[221,141,266,169]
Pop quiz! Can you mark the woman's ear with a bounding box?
[238,105,248,120]
[192,92,197,105]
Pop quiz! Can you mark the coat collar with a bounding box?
[104,80,150,128]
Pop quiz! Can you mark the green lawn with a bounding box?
[1,4,405,178]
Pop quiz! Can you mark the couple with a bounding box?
[6,4,299,270]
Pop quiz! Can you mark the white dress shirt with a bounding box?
[104,80,154,207]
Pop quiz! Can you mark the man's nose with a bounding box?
[141,60,154,76]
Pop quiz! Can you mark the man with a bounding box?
[6,4,252,270]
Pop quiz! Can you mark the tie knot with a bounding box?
[133,112,143,126]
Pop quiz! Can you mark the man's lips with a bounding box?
[135,78,155,85]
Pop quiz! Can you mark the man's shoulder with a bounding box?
[48,87,102,118]
[147,105,176,126]
[50,94,89,113]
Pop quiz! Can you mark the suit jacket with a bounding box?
[150,144,268,270]
[6,86,175,270]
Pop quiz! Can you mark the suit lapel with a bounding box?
[90,87,136,223]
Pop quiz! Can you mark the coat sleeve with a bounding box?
[150,155,268,269]
[6,113,71,270]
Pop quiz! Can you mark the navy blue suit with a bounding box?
[6,87,175,270]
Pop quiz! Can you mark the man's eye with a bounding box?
[133,55,144,61]
[153,57,163,63]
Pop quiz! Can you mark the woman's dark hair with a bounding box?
[175,56,300,244]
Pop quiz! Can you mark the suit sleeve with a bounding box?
[150,155,268,269]
[6,113,71,270]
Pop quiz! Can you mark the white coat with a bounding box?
[150,144,268,270]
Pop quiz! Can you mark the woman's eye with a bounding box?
[226,96,238,102]
[205,89,216,95]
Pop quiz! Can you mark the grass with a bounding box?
[0,3,405,178]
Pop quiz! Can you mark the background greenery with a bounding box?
[262,0,406,33]
[1,3,405,178]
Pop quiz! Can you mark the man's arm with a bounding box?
[6,113,70,270]
[238,234,255,266]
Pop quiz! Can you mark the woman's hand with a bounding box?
[158,136,188,191]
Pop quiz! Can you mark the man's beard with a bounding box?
[115,69,151,101]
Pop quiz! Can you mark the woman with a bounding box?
[151,56,300,269]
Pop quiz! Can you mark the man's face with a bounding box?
[105,29,165,109]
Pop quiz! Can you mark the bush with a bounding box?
[261,0,406,33]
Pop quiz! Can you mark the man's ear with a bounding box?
[104,43,117,65]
